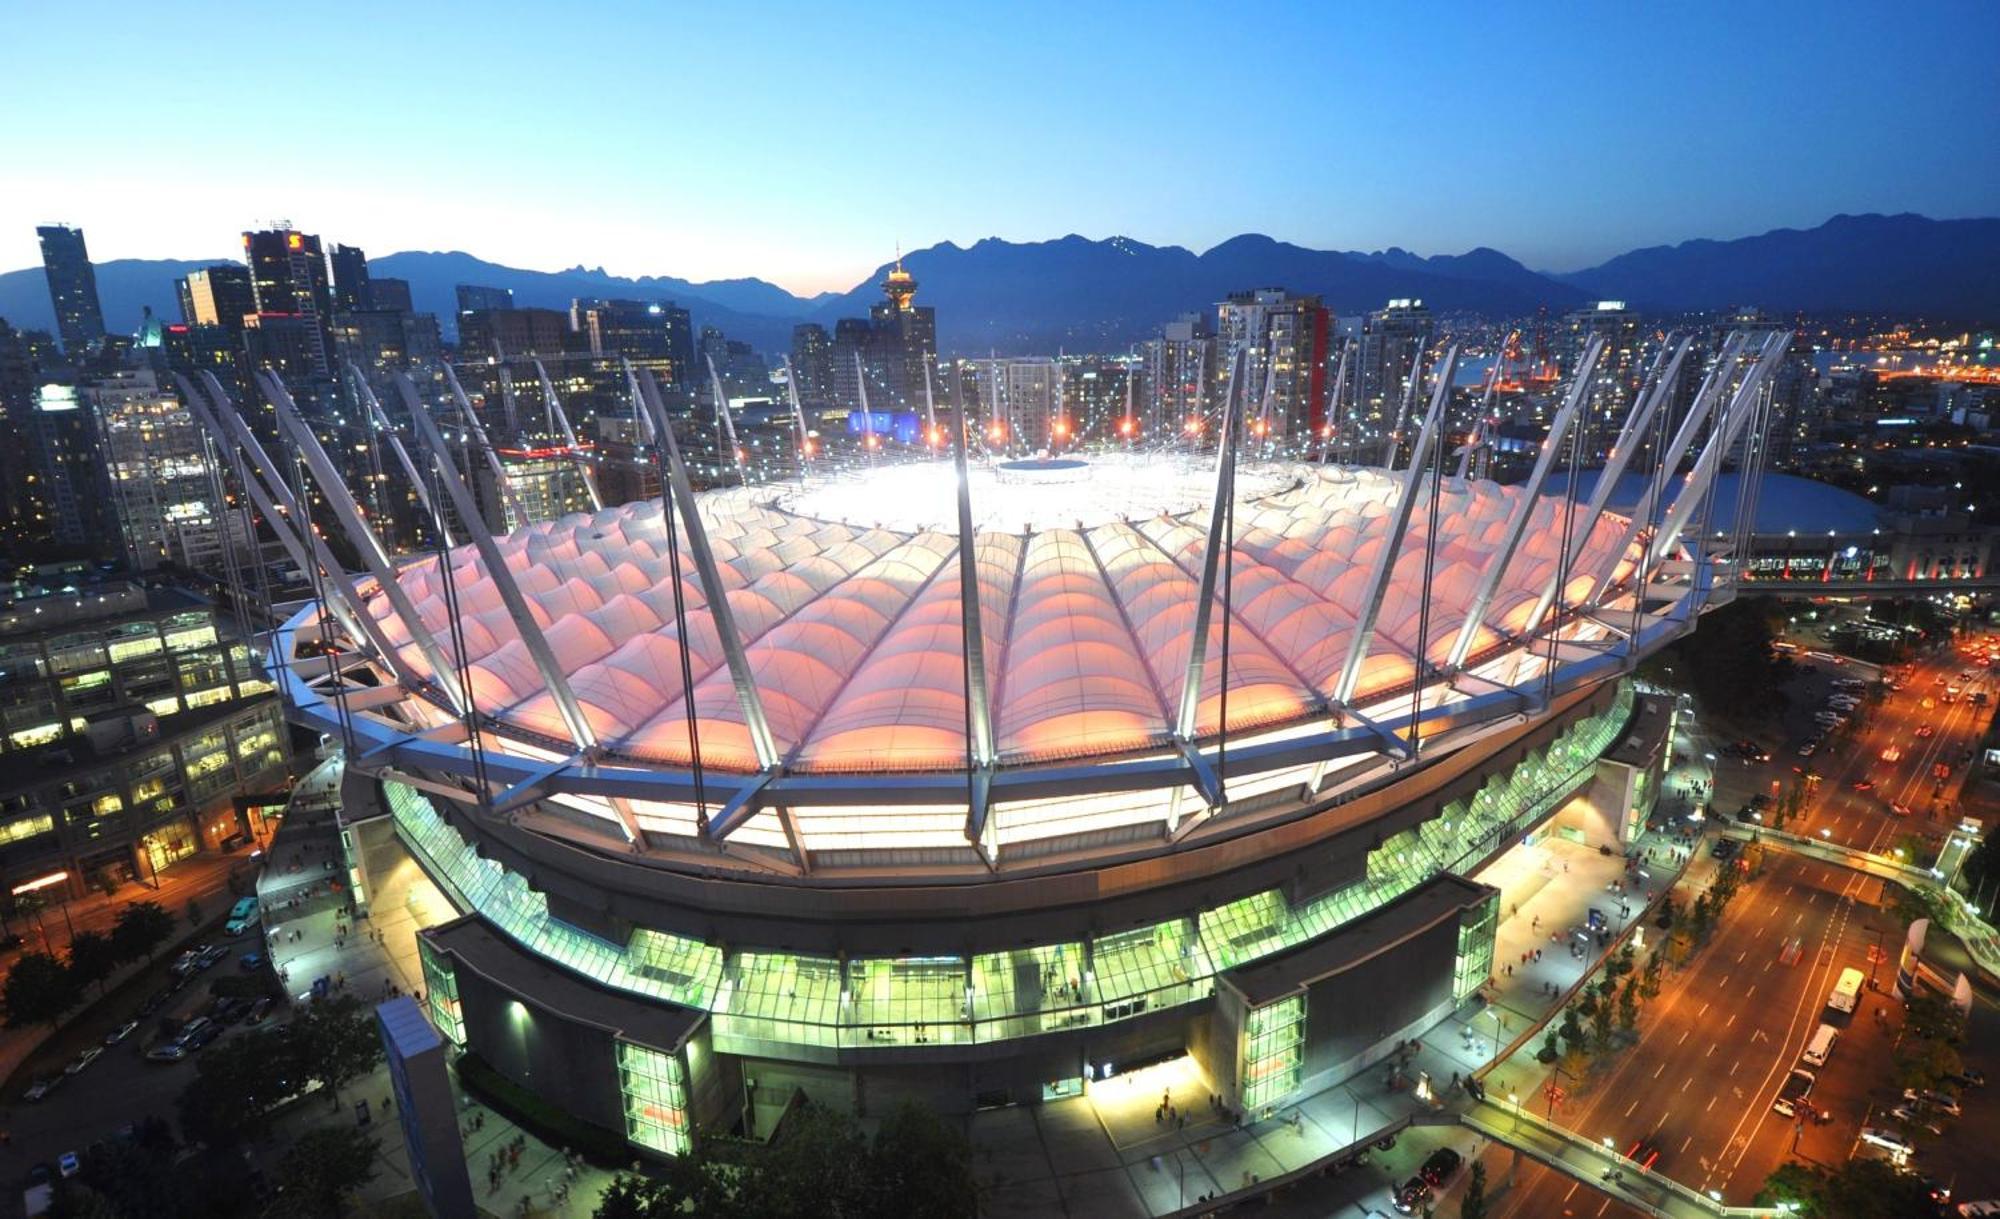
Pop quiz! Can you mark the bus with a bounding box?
[1826,966,1865,1014]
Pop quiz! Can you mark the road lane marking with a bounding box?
[1677,1030,1689,1046]
[1680,1134,1693,1152]
[1625,1099,1638,1116]
[1698,1001,1709,1017]
[1707,1095,1717,1112]
[1654,1063,1665,1079]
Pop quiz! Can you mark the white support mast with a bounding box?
[533,359,604,511]
[440,364,529,528]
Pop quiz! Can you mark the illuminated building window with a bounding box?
[0,813,55,846]
[616,1039,690,1157]
[1240,995,1305,1114]
[417,938,465,1047]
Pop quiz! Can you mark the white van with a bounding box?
[1802,1023,1838,1068]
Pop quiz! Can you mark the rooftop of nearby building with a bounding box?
[1546,470,1885,537]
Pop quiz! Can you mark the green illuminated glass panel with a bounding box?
[616,1039,690,1157]
[417,937,465,1047]
[1241,995,1305,1113]
[1454,891,1499,1002]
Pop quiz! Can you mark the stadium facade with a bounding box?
[188,327,1792,1159]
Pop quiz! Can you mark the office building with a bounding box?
[573,299,692,385]
[28,384,113,548]
[789,324,833,405]
[459,308,577,363]
[455,284,514,317]
[329,243,372,313]
[175,265,255,332]
[87,368,241,573]
[36,225,107,353]
[0,575,285,908]
[243,228,335,378]
[369,277,415,315]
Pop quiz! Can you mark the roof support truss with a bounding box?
[705,354,746,483]
[263,374,471,716]
[394,374,601,754]
[632,370,781,773]
[1445,337,1604,670]
[441,363,528,527]
[349,366,453,546]
[1334,344,1460,708]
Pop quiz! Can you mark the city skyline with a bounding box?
[3,2,1996,294]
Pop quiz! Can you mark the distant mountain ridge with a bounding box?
[0,213,1992,357]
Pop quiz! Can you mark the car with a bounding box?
[183,1021,222,1050]
[1892,1105,1946,1135]
[1890,802,1912,817]
[57,1152,79,1179]
[240,951,267,971]
[1904,1088,1962,1116]
[217,997,255,1026]
[22,1076,61,1102]
[1933,761,1953,780]
[1799,739,1819,757]
[1624,1137,1662,1170]
[246,997,275,1025]
[1947,1069,1987,1089]
[1882,745,1904,762]
[1917,724,1937,738]
[1711,838,1739,859]
[104,1018,141,1045]
[63,1046,102,1075]
[1959,1201,2000,1217]
[1419,1147,1462,1186]
[144,1042,188,1064]
[1851,778,1876,792]
[1860,1125,1916,1156]
[1393,1176,1433,1214]
[197,944,229,970]
[1922,697,1937,709]
[1748,793,1774,811]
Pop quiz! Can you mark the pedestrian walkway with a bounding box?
[1461,1099,1788,1218]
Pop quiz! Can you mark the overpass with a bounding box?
[1459,1099,1789,1218]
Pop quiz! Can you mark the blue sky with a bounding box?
[3,1,1995,294]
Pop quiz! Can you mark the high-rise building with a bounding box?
[1060,357,1135,442]
[370,277,415,314]
[460,308,579,363]
[974,357,1063,448]
[573,299,691,384]
[87,368,240,573]
[1215,288,1331,441]
[789,324,833,404]
[29,383,114,548]
[1357,299,1433,431]
[455,284,514,316]
[242,228,335,378]
[866,259,936,412]
[1142,313,1216,438]
[36,225,107,353]
[329,243,372,313]
[176,265,255,331]
[1561,300,1643,432]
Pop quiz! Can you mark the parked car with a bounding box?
[104,1019,140,1046]
[183,1021,222,1051]
[1393,1176,1433,1214]
[246,997,276,1025]
[63,1047,102,1075]
[1904,1088,1962,1117]
[22,1076,61,1102]
[240,951,267,971]
[1947,1069,1986,1089]
[1419,1147,1462,1186]
[57,1152,79,1179]
[144,1042,188,1064]
[137,988,171,1016]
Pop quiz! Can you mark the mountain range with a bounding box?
[1,213,1993,356]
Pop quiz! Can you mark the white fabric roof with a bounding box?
[363,462,1636,773]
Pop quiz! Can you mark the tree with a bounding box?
[185,898,203,928]
[289,996,382,1103]
[270,1127,378,1219]
[1459,1160,1488,1219]
[1590,988,1616,1050]
[1639,948,1665,1000]
[1758,1157,1941,1217]
[112,901,175,963]
[1537,1029,1559,1063]
[3,949,81,1028]
[178,1031,304,1146]
[1886,882,1941,930]
[67,930,118,996]
[1558,1008,1588,1061]
[1689,892,1715,941]
[1617,977,1640,1034]
[867,1100,978,1219]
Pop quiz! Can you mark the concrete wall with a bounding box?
[453,962,625,1137]
[1298,915,1459,1097]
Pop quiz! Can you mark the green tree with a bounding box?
[3,949,81,1028]
[867,1100,978,1219]
[1538,1029,1559,1063]
[178,1030,305,1145]
[111,900,175,963]
[66,929,118,996]
[1757,1157,1941,1217]
[269,1127,379,1219]
[1459,1160,1488,1219]
[1617,977,1640,1034]
[1886,882,1941,930]
[289,995,382,1103]
[1689,892,1715,940]
[734,1101,870,1216]
[1590,988,1616,1049]
[1558,1007,1588,1060]
[1639,948,1665,999]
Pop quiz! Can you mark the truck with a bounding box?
[1827,966,1865,1014]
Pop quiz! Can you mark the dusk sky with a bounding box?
[5,0,1996,295]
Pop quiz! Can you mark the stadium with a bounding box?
[222,328,1789,1159]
